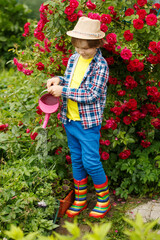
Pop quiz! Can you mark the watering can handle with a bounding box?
[40,84,54,95]
[40,89,48,95]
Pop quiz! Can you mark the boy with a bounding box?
[47,16,110,218]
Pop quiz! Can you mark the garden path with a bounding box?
[54,193,160,236]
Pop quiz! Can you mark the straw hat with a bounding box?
[67,17,105,40]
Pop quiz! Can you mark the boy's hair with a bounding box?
[71,37,104,48]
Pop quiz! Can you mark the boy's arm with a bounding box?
[61,64,109,103]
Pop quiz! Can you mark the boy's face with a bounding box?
[74,40,97,59]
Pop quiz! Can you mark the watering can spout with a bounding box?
[42,113,51,129]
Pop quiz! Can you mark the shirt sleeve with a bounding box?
[61,63,109,104]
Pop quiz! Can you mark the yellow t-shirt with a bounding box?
[67,56,93,120]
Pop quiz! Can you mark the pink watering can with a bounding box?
[39,90,59,128]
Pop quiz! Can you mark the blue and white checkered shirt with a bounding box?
[59,48,109,129]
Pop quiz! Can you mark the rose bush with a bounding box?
[2,0,160,198]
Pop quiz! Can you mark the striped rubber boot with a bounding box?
[89,177,111,218]
[66,177,88,218]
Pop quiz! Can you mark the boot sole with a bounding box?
[66,204,87,218]
[89,204,111,218]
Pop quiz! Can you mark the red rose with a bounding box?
[0,124,8,131]
[123,30,133,41]
[104,140,111,146]
[44,38,51,53]
[136,9,147,19]
[100,139,105,145]
[133,3,140,11]
[37,20,45,31]
[153,3,160,9]
[130,59,140,69]
[22,22,30,37]
[137,61,144,72]
[110,106,123,116]
[151,118,160,129]
[101,152,110,160]
[130,110,141,122]
[39,3,48,12]
[106,33,117,45]
[100,23,108,33]
[30,132,38,140]
[146,14,157,26]
[137,0,147,7]
[108,76,118,85]
[137,131,146,139]
[69,0,79,9]
[127,63,136,72]
[62,57,69,66]
[26,128,30,133]
[101,14,112,24]
[36,106,43,115]
[36,62,45,71]
[106,57,114,65]
[64,6,75,15]
[67,13,78,22]
[55,147,62,155]
[124,75,138,89]
[133,19,144,29]
[119,149,131,159]
[146,86,158,96]
[66,155,72,164]
[17,62,23,72]
[22,68,33,75]
[125,8,134,16]
[117,90,126,96]
[147,54,159,64]
[34,30,45,41]
[123,116,132,125]
[88,12,100,20]
[120,47,132,60]
[103,118,117,130]
[13,57,18,65]
[86,0,96,10]
[140,140,151,148]
[127,99,137,110]
[148,41,157,53]
[77,10,83,17]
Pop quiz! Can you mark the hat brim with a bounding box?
[66,30,105,40]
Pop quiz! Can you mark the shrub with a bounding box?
[2,0,160,198]
[3,214,160,240]
[0,0,30,68]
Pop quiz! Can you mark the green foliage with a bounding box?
[102,138,160,199]
[124,214,160,240]
[0,69,72,237]
[0,0,30,68]
[18,0,44,20]
[3,215,160,240]
[1,0,160,200]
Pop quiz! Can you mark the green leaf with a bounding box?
[126,138,135,144]
[5,225,24,240]
[112,141,118,148]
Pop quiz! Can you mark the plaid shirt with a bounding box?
[59,48,109,129]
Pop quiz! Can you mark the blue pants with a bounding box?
[64,120,106,185]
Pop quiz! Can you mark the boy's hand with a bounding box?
[48,85,63,97]
[47,77,60,89]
